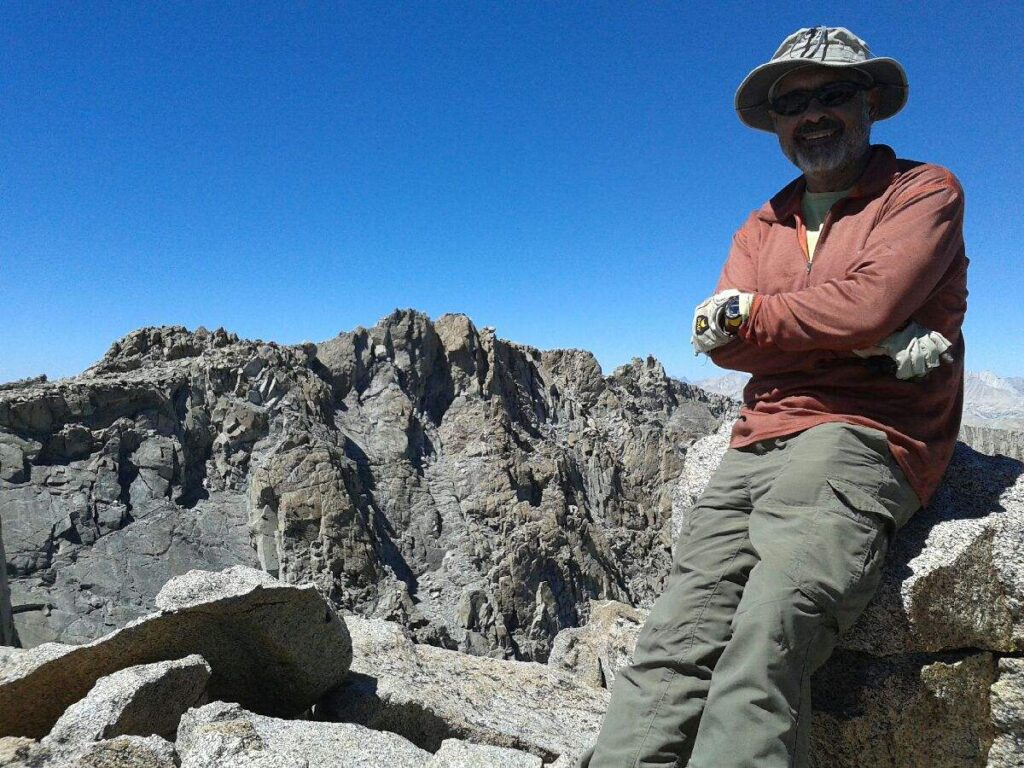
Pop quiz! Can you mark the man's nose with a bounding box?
[801,100,829,121]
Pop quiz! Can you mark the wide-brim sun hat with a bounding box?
[735,27,908,132]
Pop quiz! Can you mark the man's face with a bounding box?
[770,66,878,181]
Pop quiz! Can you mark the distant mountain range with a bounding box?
[963,372,1024,429]
[691,372,750,401]
[691,371,1024,431]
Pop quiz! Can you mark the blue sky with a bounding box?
[3,1,1021,383]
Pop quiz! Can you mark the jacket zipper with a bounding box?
[796,214,812,285]
[800,199,845,285]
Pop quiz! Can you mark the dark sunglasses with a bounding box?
[769,81,871,117]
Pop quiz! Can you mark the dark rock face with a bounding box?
[0,312,731,660]
[959,423,1024,463]
[0,515,13,646]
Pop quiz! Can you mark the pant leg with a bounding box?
[688,423,919,768]
[580,447,758,768]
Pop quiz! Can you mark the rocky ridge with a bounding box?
[960,423,1024,463]
[0,312,731,660]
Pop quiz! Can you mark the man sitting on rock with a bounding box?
[579,26,967,768]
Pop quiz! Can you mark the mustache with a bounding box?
[794,119,843,137]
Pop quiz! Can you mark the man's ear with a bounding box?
[866,87,882,119]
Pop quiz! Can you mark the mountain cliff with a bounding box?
[0,311,732,659]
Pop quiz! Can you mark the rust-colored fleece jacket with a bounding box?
[709,145,968,506]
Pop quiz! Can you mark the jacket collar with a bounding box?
[756,144,900,223]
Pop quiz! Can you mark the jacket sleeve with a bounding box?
[708,213,840,374]
[709,338,839,375]
[739,172,965,352]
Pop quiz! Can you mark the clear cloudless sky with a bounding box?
[3,1,1022,383]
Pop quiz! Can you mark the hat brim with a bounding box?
[735,58,908,132]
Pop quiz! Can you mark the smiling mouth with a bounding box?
[795,122,842,143]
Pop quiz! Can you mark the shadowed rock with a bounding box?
[839,443,1024,656]
[45,655,210,744]
[0,567,350,739]
[9,491,258,650]
[810,651,997,767]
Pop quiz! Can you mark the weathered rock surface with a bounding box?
[9,493,256,649]
[960,423,1024,463]
[1,314,731,662]
[177,701,430,768]
[45,654,210,744]
[0,566,350,738]
[318,615,607,764]
[670,418,733,548]
[427,739,543,767]
[841,443,1024,656]
[0,738,35,767]
[989,657,1024,767]
[0,734,177,768]
[547,599,645,689]
[811,651,998,767]
[549,599,644,682]
[0,516,14,647]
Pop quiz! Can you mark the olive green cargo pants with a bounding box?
[579,422,920,768]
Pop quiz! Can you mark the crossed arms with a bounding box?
[705,176,966,377]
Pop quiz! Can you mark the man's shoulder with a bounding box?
[891,157,963,197]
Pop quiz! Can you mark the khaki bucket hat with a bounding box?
[735,27,908,132]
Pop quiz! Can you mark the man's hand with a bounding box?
[691,290,755,355]
[853,321,953,380]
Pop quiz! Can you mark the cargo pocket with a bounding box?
[825,476,896,538]
[791,476,892,633]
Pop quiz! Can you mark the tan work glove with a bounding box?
[691,290,754,355]
[854,321,953,380]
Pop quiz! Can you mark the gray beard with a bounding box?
[782,103,872,178]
